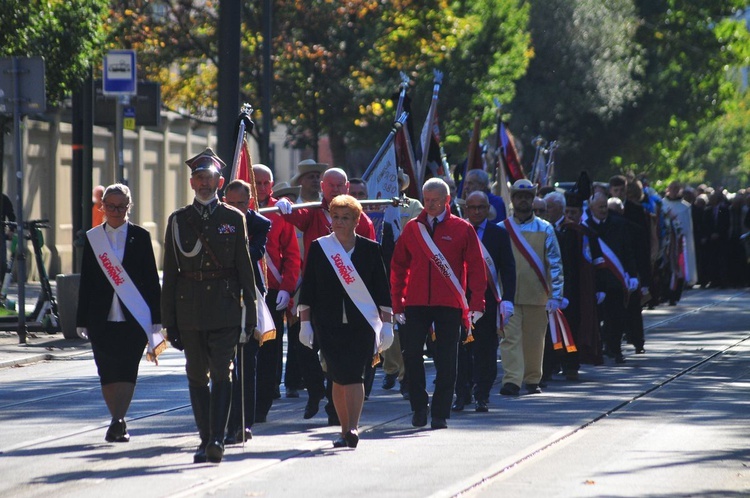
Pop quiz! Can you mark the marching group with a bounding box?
[76,149,750,463]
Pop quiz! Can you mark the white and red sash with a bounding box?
[548,309,576,352]
[503,218,549,293]
[415,223,470,321]
[478,239,502,327]
[87,226,166,359]
[263,256,283,288]
[596,238,629,296]
[318,234,383,353]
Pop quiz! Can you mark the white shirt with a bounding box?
[105,223,127,322]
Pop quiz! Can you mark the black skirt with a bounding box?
[316,322,374,385]
[89,321,147,385]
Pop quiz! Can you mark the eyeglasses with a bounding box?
[103,203,129,213]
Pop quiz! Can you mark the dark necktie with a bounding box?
[432,217,438,235]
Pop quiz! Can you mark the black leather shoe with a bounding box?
[526,384,542,394]
[344,430,359,448]
[286,388,300,398]
[382,373,397,390]
[431,417,448,429]
[475,399,489,412]
[105,419,130,443]
[193,440,208,463]
[205,439,224,463]
[500,383,520,396]
[451,399,465,412]
[635,348,645,354]
[333,437,347,448]
[412,407,428,427]
[225,427,252,445]
[304,396,321,419]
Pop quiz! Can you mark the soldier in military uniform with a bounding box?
[162,148,257,464]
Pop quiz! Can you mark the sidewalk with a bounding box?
[0,280,91,369]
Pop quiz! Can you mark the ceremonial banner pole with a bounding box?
[258,198,404,215]
[362,113,408,180]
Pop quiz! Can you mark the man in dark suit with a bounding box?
[454,191,515,412]
[702,190,730,288]
[222,179,271,445]
[584,192,638,364]
[162,148,257,464]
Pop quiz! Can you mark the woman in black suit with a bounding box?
[298,195,392,448]
[76,184,162,443]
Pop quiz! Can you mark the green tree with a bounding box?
[0,0,108,175]
[508,0,645,180]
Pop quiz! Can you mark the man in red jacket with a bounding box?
[250,164,301,421]
[390,178,486,429]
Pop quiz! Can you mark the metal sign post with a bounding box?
[0,57,46,344]
[103,51,137,184]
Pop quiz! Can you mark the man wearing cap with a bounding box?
[249,164,301,419]
[276,167,376,423]
[498,179,563,396]
[162,148,257,464]
[390,178,486,429]
[453,191,515,412]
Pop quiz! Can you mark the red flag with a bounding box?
[499,122,525,183]
[395,125,420,199]
[232,138,253,184]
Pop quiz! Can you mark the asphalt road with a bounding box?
[0,288,747,497]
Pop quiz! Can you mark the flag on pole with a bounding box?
[455,112,485,198]
[416,70,444,190]
[499,121,525,183]
[230,106,254,184]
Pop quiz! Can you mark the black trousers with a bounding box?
[624,291,645,350]
[456,306,498,403]
[401,306,462,420]
[267,289,302,390]
[600,289,627,358]
[228,337,259,430]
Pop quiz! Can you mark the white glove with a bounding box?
[395,313,406,325]
[151,323,163,334]
[470,311,484,324]
[596,292,606,304]
[499,301,514,327]
[275,290,291,310]
[76,327,89,340]
[627,277,639,292]
[299,321,314,349]
[561,298,570,310]
[379,322,394,352]
[276,197,293,215]
[545,299,561,312]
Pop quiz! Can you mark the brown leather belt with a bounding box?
[179,269,235,281]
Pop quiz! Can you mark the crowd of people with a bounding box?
[76,150,750,463]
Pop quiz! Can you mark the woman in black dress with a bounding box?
[298,195,392,448]
[76,184,162,443]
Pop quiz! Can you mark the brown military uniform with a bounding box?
[162,201,256,333]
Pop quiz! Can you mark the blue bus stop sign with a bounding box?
[103,50,136,96]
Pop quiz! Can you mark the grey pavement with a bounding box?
[0,286,748,497]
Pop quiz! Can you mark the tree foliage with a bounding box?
[508,0,645,179]
[0,0,108,106]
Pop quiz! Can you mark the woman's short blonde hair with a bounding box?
[103,183,132,206]
[329,194,362,219]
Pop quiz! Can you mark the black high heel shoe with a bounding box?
[332,436,348,448]
[344,430,359,448]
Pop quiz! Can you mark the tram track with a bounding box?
[0,290,746,497]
